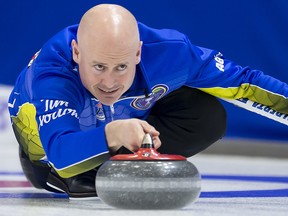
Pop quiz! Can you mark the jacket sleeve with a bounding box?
[32,69,110,178]
[185,39,288,114]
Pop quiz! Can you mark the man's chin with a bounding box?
[97,96,118,106]
[92,89,122,105]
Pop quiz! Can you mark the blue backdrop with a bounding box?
[1,0,288,141]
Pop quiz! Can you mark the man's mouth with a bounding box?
[99,88,119,95]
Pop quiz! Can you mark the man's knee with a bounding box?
[147,87,226,157]
[19,147,57,191]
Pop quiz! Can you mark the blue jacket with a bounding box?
[8,23,288,177]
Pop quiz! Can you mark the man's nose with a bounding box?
[101,72,116,88]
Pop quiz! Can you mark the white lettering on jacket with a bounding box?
[38,99,79,129]
[214,52,225,72]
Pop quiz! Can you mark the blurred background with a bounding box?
[1,0,288,156]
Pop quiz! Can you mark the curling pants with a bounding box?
[147,86,227,157]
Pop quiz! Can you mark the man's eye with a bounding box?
[117,64,127,71]
[95,65,105,71]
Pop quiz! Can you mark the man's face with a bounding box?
[72,39,142,105]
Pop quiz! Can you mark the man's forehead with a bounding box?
[91,60,130,65]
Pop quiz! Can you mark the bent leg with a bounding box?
[146,86,226,157]
[19,146,60,192]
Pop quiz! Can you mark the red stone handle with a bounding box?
[111,133,186,161]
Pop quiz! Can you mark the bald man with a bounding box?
[9,4,288,199]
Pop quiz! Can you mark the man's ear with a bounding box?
[136,41,143,64]
[71,39,80,63]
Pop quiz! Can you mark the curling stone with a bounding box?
[95,134,201,209]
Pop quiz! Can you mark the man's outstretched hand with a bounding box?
[105,119,161,154]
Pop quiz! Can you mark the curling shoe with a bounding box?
[46,168,97,200]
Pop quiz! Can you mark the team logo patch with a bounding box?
[131,84,168,110]
[96,103,105,121]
